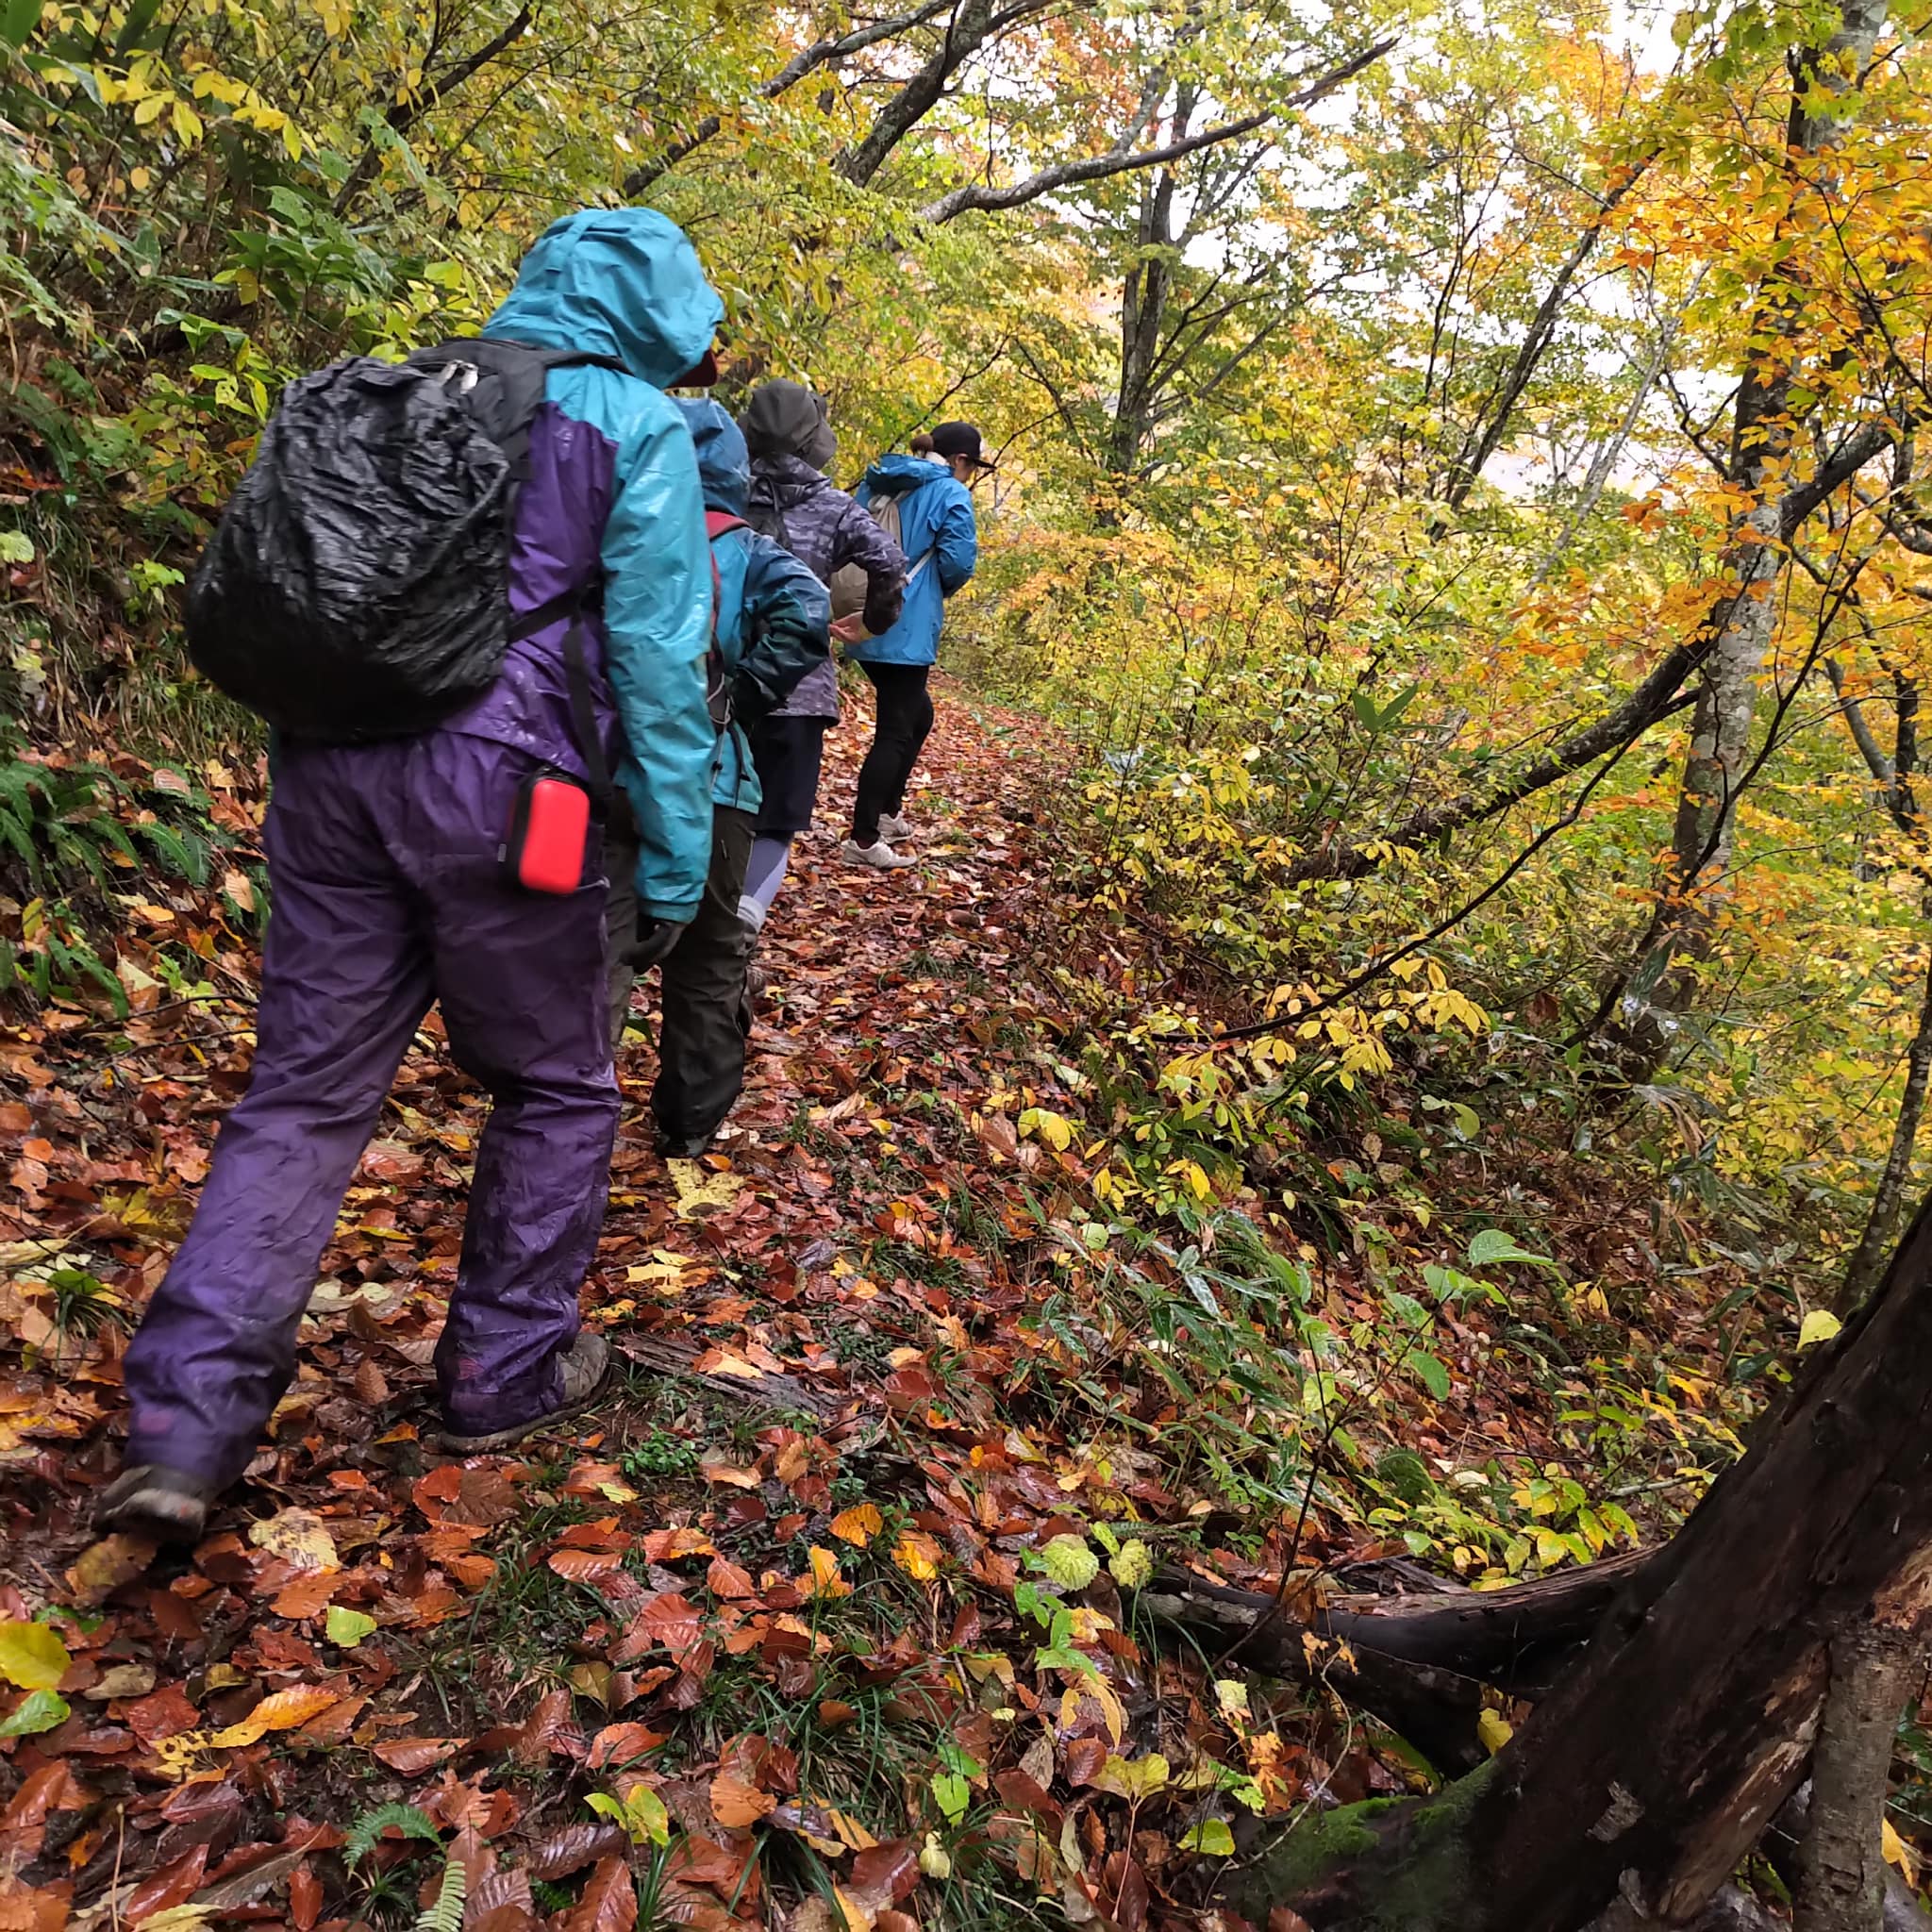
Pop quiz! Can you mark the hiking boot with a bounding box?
[656,1125,715,1159]
[436,1332,611,1454]
[840,838,917,871]
[878,812,917,842]
[95,1464,216,1545]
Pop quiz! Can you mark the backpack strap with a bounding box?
[508,586,612,809]
[703,512,750,734]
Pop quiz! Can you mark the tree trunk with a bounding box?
[1108,101,1190,475]
[1602,0,1891,1077]
[1226,1189,1932,1932]
[1792,1625,1918,1932]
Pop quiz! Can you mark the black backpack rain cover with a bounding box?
[186,341,612,741]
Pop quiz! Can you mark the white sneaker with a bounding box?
[841,838,918,871]
[878,813,917,842]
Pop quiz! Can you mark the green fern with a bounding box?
[343,1802,442,1868]
[412,1857,466,1932]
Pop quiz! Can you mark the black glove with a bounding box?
[625,918,686,969]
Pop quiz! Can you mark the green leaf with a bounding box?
[1466,1228,1552,1270]
[1409,1352,1452,1401]
[412,1856,465,1932]
[0,1690,69,1736]
[0,1621,71,1690]
[1108,1540,1153,1590]
[0,0,41,50]
[343,1803,441,1867]
[325,1606,376,1648]
[1180,1819,1235,1856]
[932,1770,971,1824]
[0,530,33,563]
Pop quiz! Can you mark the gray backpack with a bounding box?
[829,492,931,633]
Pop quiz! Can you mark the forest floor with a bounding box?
[0,681,1791,1931]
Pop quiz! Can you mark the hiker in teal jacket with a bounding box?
[108,208,726,1541]
[842,422,986,869]
[608,399,829,1153]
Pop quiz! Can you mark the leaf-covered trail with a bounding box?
[0,680,1760,1931]
[0,683,1238,1932]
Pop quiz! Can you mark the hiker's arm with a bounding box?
[734,540,831,723]
[935,488,978,596]
[843,498,907,636]
[601,396,714,924]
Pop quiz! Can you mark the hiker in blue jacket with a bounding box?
[607,399,829,1153]
[841,422,986,870]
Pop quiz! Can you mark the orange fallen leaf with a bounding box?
[709,1771,778,1831]
[805,1547,852,1600]
[828,1503,883,1548]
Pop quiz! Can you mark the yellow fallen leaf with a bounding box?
[670,1160,741,1216]
[892,1531,945,1582]
[1798,1308,1842,1349]
[249,1507,339,1574]
[828,1503,883,1548]
[805,1546,853,1599]
[1477,1709,1514,1755]
[0,1621,71,1691]
[1884,1815,1918,1882]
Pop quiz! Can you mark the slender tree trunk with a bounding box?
[1840,941,1932,1309]
[1109,100,1190,475]
[1792,1624,1918,1932]
[1226,1189,1932,1932]
[1602,0,1891,1077]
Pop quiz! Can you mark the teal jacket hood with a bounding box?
[675,398,751,517]
[483,208,723,388]
[863,453,949,497]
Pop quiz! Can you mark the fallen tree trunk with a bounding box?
[1146,1549,1650,1770]
[1223,1190,1932,1931]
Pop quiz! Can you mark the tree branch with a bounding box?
[916,35,1396,223]
[620,0,958,193]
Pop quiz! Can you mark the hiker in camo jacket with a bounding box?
[736,379,905,940]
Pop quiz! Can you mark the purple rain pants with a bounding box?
[123,729,618,1489]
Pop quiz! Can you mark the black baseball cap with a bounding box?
[931,421,992,471]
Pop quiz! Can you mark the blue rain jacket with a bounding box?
[848,454,977,667]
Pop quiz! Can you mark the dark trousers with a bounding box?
[852,661,934,843]
[606,806,756,1141]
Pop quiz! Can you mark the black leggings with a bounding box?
[852,661,934,843]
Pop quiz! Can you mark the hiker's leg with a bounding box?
[883,665,935,817]
[603,805,641,1053]
[652,808,756,1144]
[853,664,922,844]
[739,834,792,932]
[123,747,431,1490]
[425,736,619,1439]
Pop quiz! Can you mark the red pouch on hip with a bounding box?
[501,768,591,894]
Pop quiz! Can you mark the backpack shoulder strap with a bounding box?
[701,511,751,733]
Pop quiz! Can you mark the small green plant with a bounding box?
[344,1802,442,1868]
[621,1430,699,1481]
[42,1268,125,1351]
